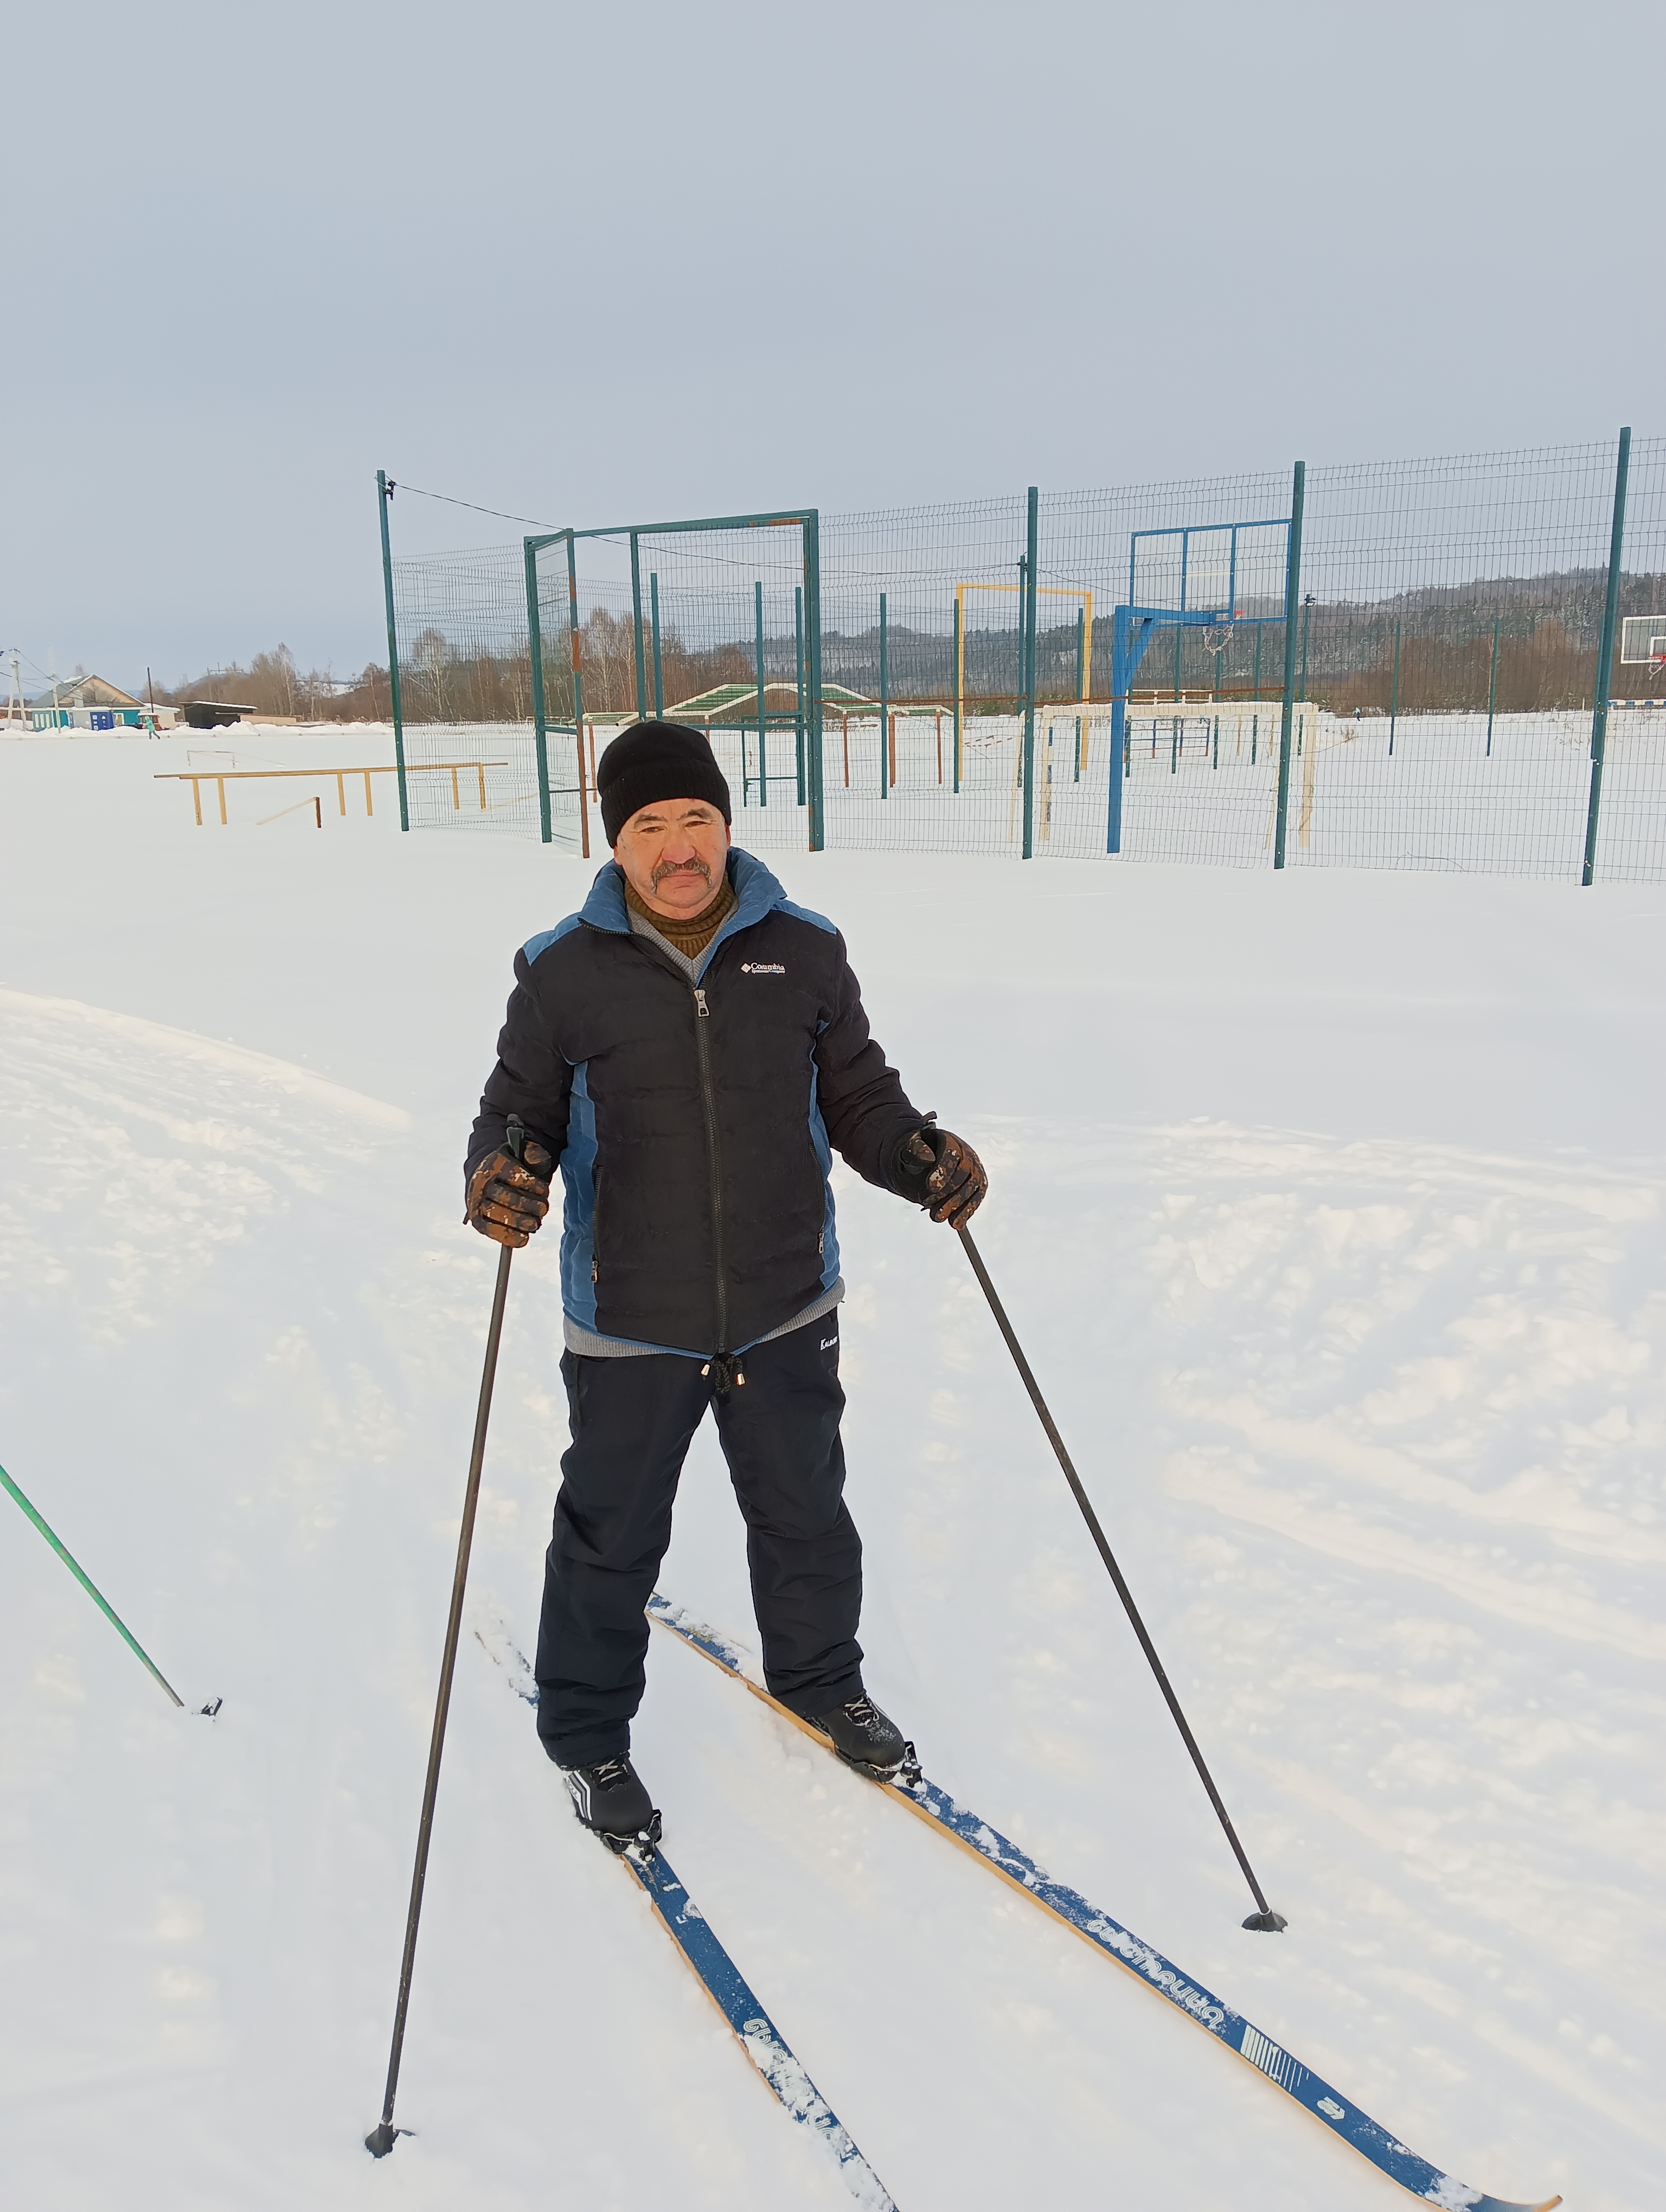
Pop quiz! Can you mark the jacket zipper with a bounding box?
[691,985,728,1352]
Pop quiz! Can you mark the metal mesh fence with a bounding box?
[383,433,1666,879]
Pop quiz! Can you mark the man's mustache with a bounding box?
[652,856,711,886]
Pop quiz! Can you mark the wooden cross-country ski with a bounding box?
[648,1593,1560,2212]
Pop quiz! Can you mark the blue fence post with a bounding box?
[1272,460,1306,871]
[1021,486,1039,858]
[1106,601,1132,853]
[1582,426,1632,887]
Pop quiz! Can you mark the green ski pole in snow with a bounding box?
[1,1458,186,1708]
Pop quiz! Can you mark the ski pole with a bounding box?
[367,1123,524,2157]
[2,1457,185,1709]
[956,1223,1286,1933]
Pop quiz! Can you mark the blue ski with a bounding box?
[620,1840,896,2210]
[646,1593,1560,2212]
[473,1618,898,2210]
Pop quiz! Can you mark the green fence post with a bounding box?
[1485,615,1500,758]
[377,471,409,832]
[566,535,590,856]
[794,585,806,806]
[1172,620,1182,702]
[650,573,664,717]
[1021,485,1039,859]
[1253,627,1263,702]
[754,580,768,808]
[1388,619,1401,756]
[804,513,825,851]
[1582,426,1632,888]
[952,591,963,792]
[630,532,648,719]
[1299,593,1312,701]
[523,536,554,845]
[1272,460,1305,871]
[1074,604,1085,783]
[878,591,889,798]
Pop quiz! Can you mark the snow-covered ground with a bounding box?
[2,731,1662,2210]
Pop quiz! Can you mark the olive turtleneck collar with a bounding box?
[621,866,737,960]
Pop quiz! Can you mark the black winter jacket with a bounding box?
[466,850,926,1355]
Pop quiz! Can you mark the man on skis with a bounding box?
[464,720,985,1845]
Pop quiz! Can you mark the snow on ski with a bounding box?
[646,1593,1561,2212]
[619,1841,897,2210]
[472,1616,898,2211]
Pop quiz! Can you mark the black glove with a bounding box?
[465,1137,553,1248]
[893,1122,987,1229]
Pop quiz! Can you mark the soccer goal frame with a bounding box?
[524,508,825,852]
[952,580,1096,777]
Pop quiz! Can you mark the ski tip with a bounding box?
[364,2123,406,2158]
[1241,1909,1288,1933]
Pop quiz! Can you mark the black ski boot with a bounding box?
[559,1754,662,1853]
[809,1694,913,1779]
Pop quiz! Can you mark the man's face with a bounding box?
[613,797,732,918]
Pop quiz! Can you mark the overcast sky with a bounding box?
[6,0,1656,693]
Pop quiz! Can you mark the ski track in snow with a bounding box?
[1,736,1662,2210]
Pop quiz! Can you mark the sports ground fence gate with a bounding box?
[377,429,1666,882]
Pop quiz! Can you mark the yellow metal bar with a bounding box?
[336,772,347,816]
[476,763,487,809]
[957,581,1087,599]
[364,769,374,816]
[155,763,505,783]
[450,766,460,810]
[190,777,202,827]
[216,777,227,825]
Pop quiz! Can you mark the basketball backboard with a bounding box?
[1129,518,1288,619]
[1619,613,1666,664]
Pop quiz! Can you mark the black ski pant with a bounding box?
[534,1319,863,1767]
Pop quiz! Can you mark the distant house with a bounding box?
[28,674,145,732]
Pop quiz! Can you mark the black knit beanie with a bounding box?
[597,721,732,846]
